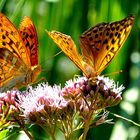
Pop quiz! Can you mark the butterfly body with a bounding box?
[47,15,134,80]
[0,13,41,92]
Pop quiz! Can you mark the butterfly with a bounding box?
[47,15,134,80]
[0,13,41,92]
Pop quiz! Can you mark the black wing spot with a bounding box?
[115,32,118,36]
[0,28,3,32]
[89,37,93,41]
[2,41,6,46]
[106,32,109,36]
[87,32,92,36]
[11,31,14,35]
[95,47,100,51]
[111,39,115,44]
[103,39,108,45]
[116,26,120,30]
[110,47,114,52]
[120,28,123,32]
[100,32,103,36]
[30,34,34,39]
[93,29,98,33]
[25,33,29,39]
[111,27,115,31]
[106,45,109,50]
[2,35,6,39]
[95,34,98,38]
[26,42,29,47]
[107,27,110,31]
[8,40,14,46]
[109,33,113,39]
[99,26,103,31]
[118,33,121,38]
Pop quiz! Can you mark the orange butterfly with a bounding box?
[0,13,41,92]
[47,15,134,80]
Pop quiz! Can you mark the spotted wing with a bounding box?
[0,48,27,91]
[47,30,86,73]
[80,15,135,76]
[19,16,39,66]
[0,13,31,67]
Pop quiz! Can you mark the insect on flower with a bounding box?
[47,15,135,81]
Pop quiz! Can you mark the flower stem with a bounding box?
[81,111,93,140]
[14,117,34,140]
[22,127,34,140]
[42,123,56,140]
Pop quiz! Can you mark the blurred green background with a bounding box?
[0,0,140,140]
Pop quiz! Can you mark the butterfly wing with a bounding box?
[0,13,31,67]
[80,15,135,76]
[19,16,41,83]
[0,13,41,91]
[19,16,39,66]
[47,30,87,73]
[0,48,28,91]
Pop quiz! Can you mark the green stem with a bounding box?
[42,124,56,140]
[50,133,56,140]
[79,92,99,140]
[109,111,140,127]
[81,111,93,140]
[61,114,75,140]
[22,127,34,140]
[14,117,34,140]
[62,120,72,140]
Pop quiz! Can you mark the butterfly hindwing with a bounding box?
[19,16,39,66]
[0,48,27,90]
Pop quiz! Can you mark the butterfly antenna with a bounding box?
[46,51,62,61]
[103,69,127,77]
[40,50,62,68]
[41,68,48,73]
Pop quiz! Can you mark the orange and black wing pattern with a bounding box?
[19,16,39,66]
[47,15,134,79]
[0,13,41,92]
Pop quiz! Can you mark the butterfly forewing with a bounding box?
[0,13,31,67]
[47,30,86,73]
[80,15,135,76]
[19,16,39,66]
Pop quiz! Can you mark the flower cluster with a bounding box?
[18,83,74,124]
[0,76,124,139]
[0,90,20,130]
[62,76,123,117]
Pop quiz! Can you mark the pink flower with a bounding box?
[17,83,70,123]
[62,76,124,118]
[0,90,20,129]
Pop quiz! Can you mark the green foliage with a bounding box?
[0,129,9,140]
